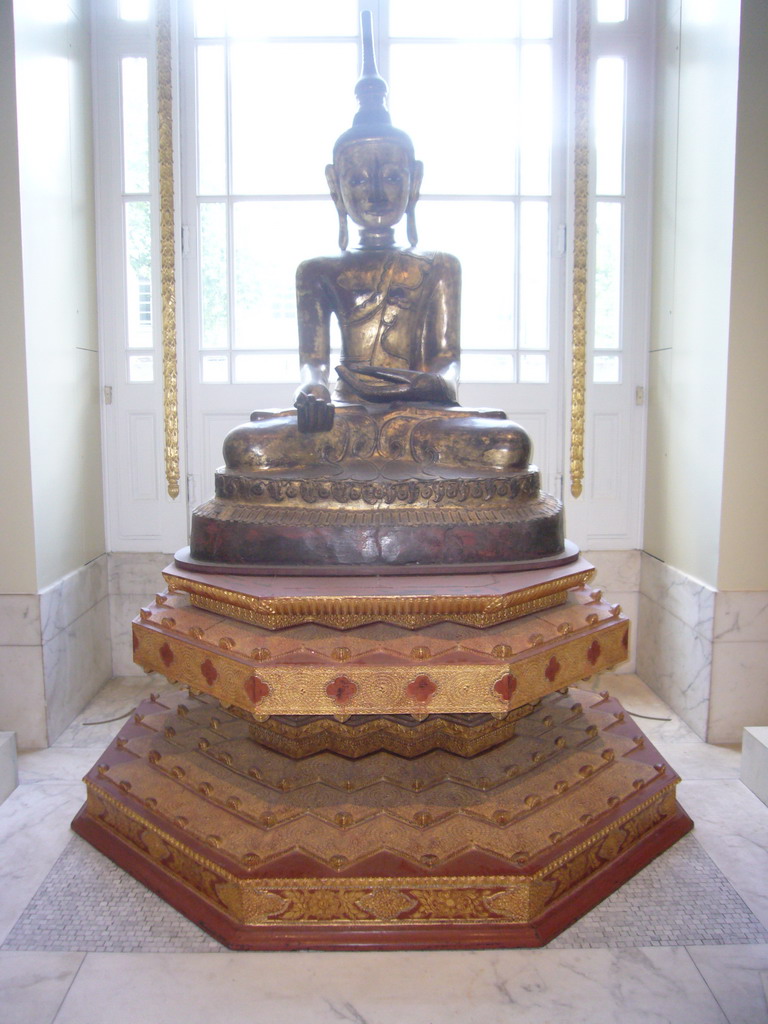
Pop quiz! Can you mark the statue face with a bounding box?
[335,140,414,230]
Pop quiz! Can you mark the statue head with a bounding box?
[326,12,423,249]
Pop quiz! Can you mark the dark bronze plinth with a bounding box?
[188,461,570,573]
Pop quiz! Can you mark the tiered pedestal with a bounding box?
[73,559,692,949]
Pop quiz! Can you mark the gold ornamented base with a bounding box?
[73,687,692,950]
[241,706,538,759]
[131,562,626,727]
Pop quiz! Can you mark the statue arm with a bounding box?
[294,260,335,433]
[421,252,460,402]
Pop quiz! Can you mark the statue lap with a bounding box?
[223,401,532,474]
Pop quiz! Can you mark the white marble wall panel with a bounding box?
[640,552,716,635]
[0,645,47,750]
[637,589,713,739]
[638,552,768,742]
[582,548,641,593]
[715,590,768,643]
[637,553,716,739]
[0,556,113,750]
[708,641,768,744]
[709,589,768,742]
[43,597,112,744]
[742,727,768,808]
[0,595,41,646]
[39,556,107,645]
[0,731,18,803]
[107,551,172,596]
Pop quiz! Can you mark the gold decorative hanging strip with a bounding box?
[156,0,180,499]
[570,0,590,499]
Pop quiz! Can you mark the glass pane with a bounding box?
[594,201,622,349]
[595,57,626,196]
[417,200,515,353]
[230,42,357,194]
[234,352,297,383]
[520,0,553,38]
[519,201,549,350]
[519,352,547,383]
[519,44,552,195]
[597,0,627,23]
[121,58,149,194]
[201,354,229,382]
[460,351,516,384]
[124,201,153,348]
[128,354,154,382]
[120,0,149,21]
[390,0,520,37]
[390,43,517,194]
[193,0,225,37]
[232,200,336,351]
[199,202,229,348]
[594,354,621,383]
[226,0,357,37]
[197,45,227,195]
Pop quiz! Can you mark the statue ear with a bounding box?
[410,160,424,206]
[326,164,345,212]
[326,164,349,251]
[406,160,424,248]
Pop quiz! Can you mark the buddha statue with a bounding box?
[184,14,573,573]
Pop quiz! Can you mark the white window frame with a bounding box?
[91,0,656,555]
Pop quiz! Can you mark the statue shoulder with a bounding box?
[408,249,460,273]
[405,250,461,289]
[295,254,348,298]
[296,254,343,279]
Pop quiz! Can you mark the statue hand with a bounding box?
[337,363,455,404]
[295,384,335,434]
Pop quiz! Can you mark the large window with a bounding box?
[182,0,565,387]
[94,0,655,553]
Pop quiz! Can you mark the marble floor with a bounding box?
[1,672,767,1024]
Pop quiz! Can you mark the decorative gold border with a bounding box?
[84,783,678,925]
[187,589,569,630]
[570,0,590,498]
[132,615,629,717]
[156,0,180,499]
[162,566,596,631]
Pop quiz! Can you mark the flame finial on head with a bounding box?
[353,10,390,127]
[333,9,414,159]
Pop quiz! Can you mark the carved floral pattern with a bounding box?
[494,673,518,702]
[201,659,218,686]
[244,675,270,705]
[586,640,601,666]
[407,674,437,702]
[327,675,358,704]
[545,656,561,683]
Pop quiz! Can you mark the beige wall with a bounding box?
[645,0,741,589]
[0,1,37,595]
[9,0,105,592]
[718,0,768,591]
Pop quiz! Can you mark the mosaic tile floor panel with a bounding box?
[3,831,766,953]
